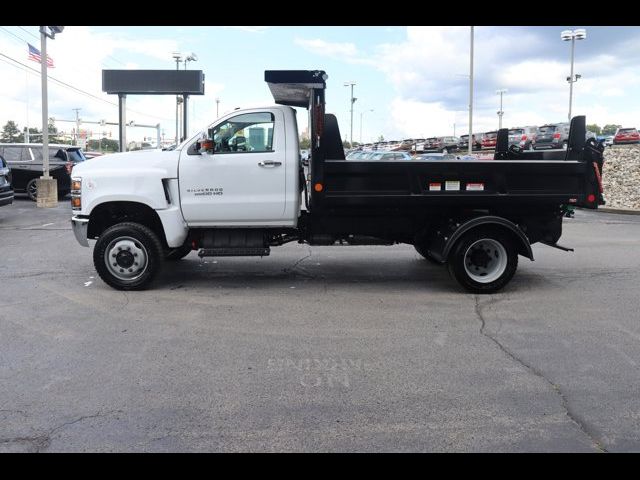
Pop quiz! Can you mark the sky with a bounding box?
[0,26,639,147]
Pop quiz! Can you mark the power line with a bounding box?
[0,27,171,122]
[0,26,30,45]
[0,52,173,122]
[17,26,39,41]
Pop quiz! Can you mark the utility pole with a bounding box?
[73,108,81,146]
[468,26,474,156]
[37,25,64,208]
[216,97,220,118]
[172,52,182,145]
[344,81,357,147]
[496,89,507,130]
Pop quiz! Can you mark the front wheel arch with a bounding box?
[88,201,170,250]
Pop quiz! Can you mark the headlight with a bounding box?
[71,177,81,210]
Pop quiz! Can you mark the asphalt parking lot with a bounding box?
[1,197,640,452]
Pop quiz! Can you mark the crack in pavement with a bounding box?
[0,409,122,453]
[474,295,608,453]
[282,246,315,278]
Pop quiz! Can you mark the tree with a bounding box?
[586,124,601,135]
[48,118,66,144]
[602,124,621,136]
[1,121,21,142]
[299,136,311,150]
[377,135,384,142]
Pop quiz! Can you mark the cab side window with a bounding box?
[2,146,28,163]
[212,112,274,154]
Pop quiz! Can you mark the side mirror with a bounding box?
[187,141,202,156]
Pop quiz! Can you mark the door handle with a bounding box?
[258,160,282,167]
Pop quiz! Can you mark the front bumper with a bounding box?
[0,186,13,207]
[71,216,89,247]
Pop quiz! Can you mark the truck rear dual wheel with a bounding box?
[93,222,164,290]
[447,228,518,294]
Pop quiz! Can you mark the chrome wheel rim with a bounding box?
[28,180,37,199]
[104,236,148,282]
[463,238,507,284]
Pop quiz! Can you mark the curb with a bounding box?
[597,207,640,216]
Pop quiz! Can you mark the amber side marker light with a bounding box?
[71,197,81,208]
[314,183,323,192]
[71,180,82,191]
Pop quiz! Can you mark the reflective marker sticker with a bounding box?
[429,182,442,191]
[466,182,484,191]
[445,181,460,191]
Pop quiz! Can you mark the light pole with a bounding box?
[468,26,474,155]
[215,97,220,118]
[496,89,507,129]
[182,53,197,140]
[38,25,64,208]
[73,108,81,146]
[561,28,586,122]
[344,81,357,147]
[360,109,373,144]
[172,52,182,145]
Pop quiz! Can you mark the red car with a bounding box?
[613,128,640,145]
[481,131,498,149]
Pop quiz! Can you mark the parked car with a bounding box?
[532,123,570,150]
[399,138,416,151]
[508,126,537,150]
[613,127,640,145]
[0,154,14,207]
[365,151,413,161]
[414,153,459,161]
[413,138,426,153]
[458,134,482,151]
[424,137,438,151]
[425,137,460,153]
[604,135,614,147]
[481,131,498,150]
[0,143,87,201]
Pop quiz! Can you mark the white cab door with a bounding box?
[179,109,287,226]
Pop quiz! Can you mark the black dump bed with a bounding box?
[265,70,604,214]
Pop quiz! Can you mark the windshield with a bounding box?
[538,125,558,134]
[509,129,524,135]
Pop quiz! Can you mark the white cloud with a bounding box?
[295,38,358,58]
[223,26,269,33]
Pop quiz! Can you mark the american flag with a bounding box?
[28,43,54,68]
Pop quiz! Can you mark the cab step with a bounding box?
[197,247,270,257]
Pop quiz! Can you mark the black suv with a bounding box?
[532,123,570,150]
[0,143,87,201]
[0,154,14,207]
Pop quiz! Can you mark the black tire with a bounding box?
[26,178,38,201]
[93,222,164,290]
[165,244,192,261]
[414,243,441,265]
[446,228,518,294]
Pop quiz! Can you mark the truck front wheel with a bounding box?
[447,228,518,294]
[93,222,164,290]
